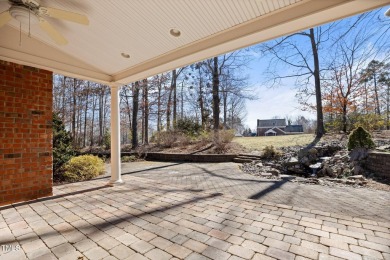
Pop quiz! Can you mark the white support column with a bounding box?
[108,84,123,186]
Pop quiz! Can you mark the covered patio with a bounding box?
[1,0,390,259]
[1,0,389,205]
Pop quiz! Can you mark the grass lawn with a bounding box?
[233,134,315,151]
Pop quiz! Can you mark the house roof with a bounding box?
[0,0,388,85]
[258,119,286,127]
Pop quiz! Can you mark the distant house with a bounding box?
[257,119,304,136]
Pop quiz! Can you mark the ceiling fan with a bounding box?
[0,0,89,45]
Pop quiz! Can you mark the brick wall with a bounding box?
[366,151,390,178]
[0,60,53,206]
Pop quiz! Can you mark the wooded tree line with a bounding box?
[53,9,389,148]
[260,9,389,135]
[53,51,254,148]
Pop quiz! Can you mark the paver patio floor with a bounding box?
[112,161,390,222]
[0,161,389,260]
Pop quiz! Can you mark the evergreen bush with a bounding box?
[176,117,202,137]
[103,130,111,150]
[53,113,75,181]
[347,126,375,150]
[63,155,105,181]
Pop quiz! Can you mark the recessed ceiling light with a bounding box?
[121,53,130,58]
[170,28,181,37]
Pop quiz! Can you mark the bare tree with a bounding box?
[261,25,331,138]
[142,79,149,144]
[322,11,390,132]
[132,82,140,148]
[205,51,250,134]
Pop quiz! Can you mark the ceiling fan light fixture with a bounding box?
[170,28,181,37]
[385,8,390,17]
[9,6,39,25]
[121,52,130,59]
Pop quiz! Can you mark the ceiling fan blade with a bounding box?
[0,11,12,28]
[39,7,89,25]
[39,18,68,45]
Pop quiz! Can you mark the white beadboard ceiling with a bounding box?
[0,0,389,85]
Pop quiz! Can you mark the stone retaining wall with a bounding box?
[145,153,237,162]
[81,151,237,163]
[366,151,390,178]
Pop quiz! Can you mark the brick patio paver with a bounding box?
[109,244,136,259]
[0,161,389,259]
[114,161,390,222]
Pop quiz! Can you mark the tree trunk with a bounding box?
[157,85,161,132]
[61,76,66,122]
[98,86,104,145]
[374,73,381,115]
[387,84,390,130]
[90,93,96,147]
[124,87,132,131]
[132,82,140,148]
[230,103,234,129]
[141,83,145,143]
[143,79,149,144]
[167,85,173,130]
[212,57,220,133]
[181,82,184,119]
[309,28,325,139]
[172,69,177,129]
[223,90,227,129]
[198,67,206,129]
[364,80,369,114]
[72,78,77,145]
[342,100,348,132]
[83,82,89,147]
[103,88,109,138]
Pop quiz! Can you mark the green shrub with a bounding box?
[122,155,137,162]
[103,130,111,150]
[349,113,385,132]
[176,117,202,137]
[63,155,105,182]
[53,113,75,181]
[347,126,375,151]
[262,145,281,159]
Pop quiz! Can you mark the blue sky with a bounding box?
[244,61,315,130]
[241,6,390,131]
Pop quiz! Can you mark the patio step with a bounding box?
[233,153,263,163]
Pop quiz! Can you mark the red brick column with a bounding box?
[0,60,53,206]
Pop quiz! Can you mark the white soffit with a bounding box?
[0,0,389,85]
